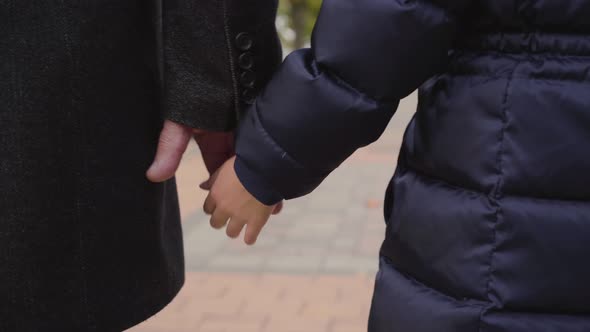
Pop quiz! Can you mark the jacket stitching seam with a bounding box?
[380,256,489,309]
[251,103,332,177]
[407,163,590,205]
[405,162,484,195]
[221,0,240,124]
[316,63,399,106]
[446,73,590,83]
[252,105,305,170]
[454,49,590,59]
[479,60,518,331]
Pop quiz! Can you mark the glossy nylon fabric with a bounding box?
[235,0,590,331]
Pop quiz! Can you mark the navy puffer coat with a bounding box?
[235,1,590,331]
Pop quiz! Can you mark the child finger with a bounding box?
[244,217,270,245]
[226,218,246,239]
[210,209,231,229]
[203,194,216,215]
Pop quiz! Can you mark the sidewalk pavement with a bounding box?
[128,95,417,332]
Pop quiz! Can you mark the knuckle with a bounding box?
[210,190,220,202]
[158,132,177,147]
[159,133,187,154]
[215,202,229,214]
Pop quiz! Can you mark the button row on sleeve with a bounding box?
[235,32,253,51]
[239,53,253,70]
[235,32,256,104]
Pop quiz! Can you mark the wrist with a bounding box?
[234,156,283,206]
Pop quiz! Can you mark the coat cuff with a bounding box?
[234,101,329,205]
[162,0,281,131]
[234,157,283,206]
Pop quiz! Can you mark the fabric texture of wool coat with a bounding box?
[0,0,280,331]
[234,0,590,331]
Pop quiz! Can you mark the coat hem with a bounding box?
[103,274,185,332]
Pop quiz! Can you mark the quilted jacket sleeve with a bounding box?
[162,0,282,131]
[235,0,467,205]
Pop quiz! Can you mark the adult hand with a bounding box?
[146,120,234,183]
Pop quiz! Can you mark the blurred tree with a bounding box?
[278,0,321,50]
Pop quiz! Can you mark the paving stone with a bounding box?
[321,256,380,274]
[264,254,324,273]
[328,236,358,252]
[207,254,267,271]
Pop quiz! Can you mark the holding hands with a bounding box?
[203,157,280,245]
[147,120,280,245]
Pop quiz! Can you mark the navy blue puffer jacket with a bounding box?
[235,1,590,331]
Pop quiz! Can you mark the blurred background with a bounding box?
[129,2,417,331]
[276,0,321,51]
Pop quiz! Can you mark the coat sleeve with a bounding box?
[234,0,468,205]
[162,0,282,131]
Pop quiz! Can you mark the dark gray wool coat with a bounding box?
[0,1,281,331]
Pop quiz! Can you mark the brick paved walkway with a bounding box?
[128,95,416,332]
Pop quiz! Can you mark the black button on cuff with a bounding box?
[242,89,255,105]
[235,32,253,51]
[240,71,256,88]
[238,53,254,70]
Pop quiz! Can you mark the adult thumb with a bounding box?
[146,120,192,183]
[199,167,222,190]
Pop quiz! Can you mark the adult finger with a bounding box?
[195,131,235,175]
[146,120,192,183]
[199,167,221,191]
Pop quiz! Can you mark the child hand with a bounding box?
[203,156,277,245]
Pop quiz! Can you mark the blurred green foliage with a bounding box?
[278,0,321,50]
